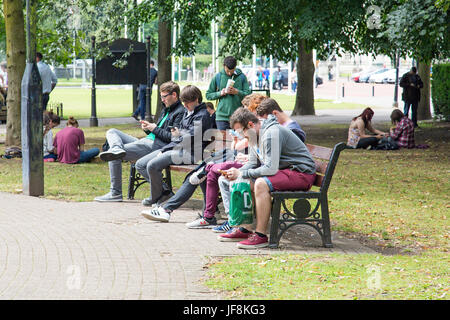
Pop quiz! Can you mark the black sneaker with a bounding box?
[188,166,208,185]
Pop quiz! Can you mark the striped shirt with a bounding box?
[390,116,415,148]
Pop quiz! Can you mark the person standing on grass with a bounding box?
[36,52,58,111]
[53,117,99,164]
[206,56,251,130]
[400,67,423,128]
[94,81,184,203]
[216,106,316,249]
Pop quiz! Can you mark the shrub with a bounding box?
[431,63,450,120]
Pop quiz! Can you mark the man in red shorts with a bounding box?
[220,101,316,249]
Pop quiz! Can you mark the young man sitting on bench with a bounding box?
[218,102,317,249]
[140,85,214,222]
[94,81,185,202]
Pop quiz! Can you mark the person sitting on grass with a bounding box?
[94,81,185,203]
[387,109,415,149]
[43,111,60,162]
[53,117,100,164]
[140,85,214,222]
[205,102,217,129]
[217,105,317,249]
[347,107,388,149]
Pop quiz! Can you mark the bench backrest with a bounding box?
[306,142,347,193]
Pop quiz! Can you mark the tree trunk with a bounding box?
[4,0,26,147]
[292,39,315,116]
[156,18,172,119]
[418,60,432,120]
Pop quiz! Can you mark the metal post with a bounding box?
[393,52,400,108]
[21,0,43,196]
[372,85,375,97]
[90,36,98,127]
[146,36,153,122]
[342,84,345,98]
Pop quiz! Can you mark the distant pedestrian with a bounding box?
[133,60,158,121]
[400,67,423,128]
[36,52,58,111]
[263,67,270,89]
[274,66,284,90]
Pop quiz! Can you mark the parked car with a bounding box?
[368,69,395,83]
[359,68,390,83]
[384,68,409,84]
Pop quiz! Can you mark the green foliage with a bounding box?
[431,63,450,120]
[366,0,450,61]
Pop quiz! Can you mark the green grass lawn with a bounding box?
[0,121,448,299]
[48,86,370,120]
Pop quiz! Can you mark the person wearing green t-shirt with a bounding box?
[206,56,251,131]
[94,81,184,203]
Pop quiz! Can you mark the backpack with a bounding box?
[3,146,22,158]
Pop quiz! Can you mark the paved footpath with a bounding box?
[0,191,375,300]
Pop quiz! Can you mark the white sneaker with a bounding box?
[141,206,171,222]
[186,217,217,229]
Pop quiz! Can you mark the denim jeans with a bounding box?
[215,120,230,131]
[404,101,418,127]
[133,84,147,120]
[106,128,154,194]
[77,148,100,163]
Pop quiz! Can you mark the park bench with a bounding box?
[268,142,347,249]
[128,162,197,200]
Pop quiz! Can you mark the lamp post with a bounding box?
[21,0,43,196]
[90,36,98,127]
[146,36,153,122]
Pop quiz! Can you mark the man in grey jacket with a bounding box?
[217,102,316,249]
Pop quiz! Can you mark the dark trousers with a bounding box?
[163,178,207,213]
[404,101,418,127]
[133,85,147,120]
[356,137,379,149]
[42,93,50,111]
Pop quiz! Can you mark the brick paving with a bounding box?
[0,191,375,300]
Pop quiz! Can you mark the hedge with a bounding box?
[431,63,450,120]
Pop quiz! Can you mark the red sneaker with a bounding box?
[236,233,268,249]
[217,228,252,242]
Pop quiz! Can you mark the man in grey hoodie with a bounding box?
[217,101,317,249]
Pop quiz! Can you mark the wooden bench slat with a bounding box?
[169,164,197,173]
[314,160,328,175]
[307,144,332,160]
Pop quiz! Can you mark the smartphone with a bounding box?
[229,130,242,138]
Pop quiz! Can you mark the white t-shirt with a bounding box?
[43,129,54,156]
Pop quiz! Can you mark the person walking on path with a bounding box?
[206,56,251,130]
[36,52,58,111]
[400,67,423,128]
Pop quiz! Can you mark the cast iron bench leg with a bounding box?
[320,195,333,248]
[128,163,137,200]
[269,197,282,248]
